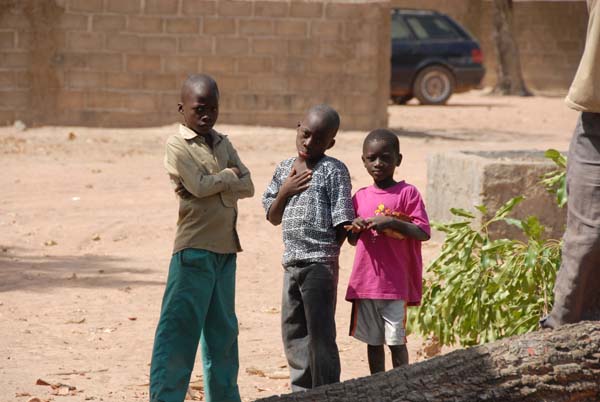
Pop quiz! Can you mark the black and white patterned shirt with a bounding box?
[263,156,355,267]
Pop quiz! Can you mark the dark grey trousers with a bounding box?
[544,112,600,328]
[281,261,340,392]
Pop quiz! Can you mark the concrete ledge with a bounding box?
[426,150,566,240]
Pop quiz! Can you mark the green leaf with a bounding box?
[449,208,476,219]
[490,196,525,222]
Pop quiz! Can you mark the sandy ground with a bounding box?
[0,91,579,402]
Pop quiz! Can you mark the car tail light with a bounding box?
[471,48,483,64]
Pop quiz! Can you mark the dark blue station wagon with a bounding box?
[391,9,485,105]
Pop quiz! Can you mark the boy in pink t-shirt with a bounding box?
[346,129,430,374]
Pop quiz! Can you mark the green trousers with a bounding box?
[150,249,241,402]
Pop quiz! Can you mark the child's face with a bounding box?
[296,112,335,162]
[178,84,219,136]
[362,139,402,183]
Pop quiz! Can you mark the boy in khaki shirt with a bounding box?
[150,74,253,402]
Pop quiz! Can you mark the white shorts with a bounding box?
[349,299,407,346]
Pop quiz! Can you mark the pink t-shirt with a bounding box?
[345,181,430,306]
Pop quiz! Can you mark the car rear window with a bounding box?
[391,16,414,40]
[405,16,462,40]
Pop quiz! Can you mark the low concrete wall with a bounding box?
[0,0,389,130]
[427,150,566,240]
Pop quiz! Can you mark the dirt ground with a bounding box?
[0,90,579,402]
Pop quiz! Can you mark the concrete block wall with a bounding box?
[391,0,587,93]
[0,0,390,130]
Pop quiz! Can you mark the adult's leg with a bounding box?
[545,112,600,327]
[150,249,215,402]
[200,253,241,402]
[281,266,312,392]
[300,262,341,388]
[367,344,385,374]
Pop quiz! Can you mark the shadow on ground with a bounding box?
[0,246,163,292]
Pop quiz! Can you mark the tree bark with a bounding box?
[491,0,532,96]
[256,321,600,402]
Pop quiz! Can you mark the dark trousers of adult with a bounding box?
[281,261,341,392]
[150,249,241,402]
[544,112,600,328]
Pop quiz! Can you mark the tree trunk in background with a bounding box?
[257,321,600,402]
[491,0,532,95]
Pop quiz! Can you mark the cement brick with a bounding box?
[325,3,366,20]
[239,20,274,36]
[165,18,200,34]
[142,73,178,90]
[0,32,15,49]
[215,37,249,56]
[275,20,307,37]
[181,0,216,15]
[142,36,177,54]
[0,89,29,109]
[68,0,104,12]
[106,0,142,14]
[426,150,567,241]
[123,93,159,112]
[164,56,200,73]
[203,56,236,74]
[67,71,105,88]
[178,36,213,54]
[145,0,179,14]
[67,31,104,50]
[0,52,29,69]
[252,38,287,55]
[86,91,125,109]
[310,21,344,40]
[58,13,89,30]
[218,1,252,17]
[273,58,308,74]
[0,110,16,125]
[237,56,272,73]
[0,71,16,88]
[288,39,319,57]
[248,75,286,92]
[106,72,141,89]
[92,15,126,31]
[290,2,323,18]
[254,1,288,17]
[203,18,236,35]
[84,53,124,72]
[127,16,163,33]
[106,34,141,51]
[126,54,161,72]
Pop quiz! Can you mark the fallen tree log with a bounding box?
[256,321,600,402]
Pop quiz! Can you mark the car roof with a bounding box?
[392,9,443,17]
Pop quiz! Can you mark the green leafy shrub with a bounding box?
[410,150,566,347]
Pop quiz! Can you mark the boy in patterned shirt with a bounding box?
[262,104,355,391]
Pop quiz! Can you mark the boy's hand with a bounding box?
[366,215,395,232]
[230,166,242,178]
[280,168,312,197]
[344,217,369,233]
[175,183,193,199]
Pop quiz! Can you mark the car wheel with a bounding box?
[413,66,454,105]
[391,95,413,105]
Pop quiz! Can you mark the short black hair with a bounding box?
[363,128,400,156]
[307,104,340,138]
[181,73,219,101]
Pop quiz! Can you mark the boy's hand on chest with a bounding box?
[280,164,312,198]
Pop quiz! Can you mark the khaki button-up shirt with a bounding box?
[164,124,254,254]
[566,0,600,113]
